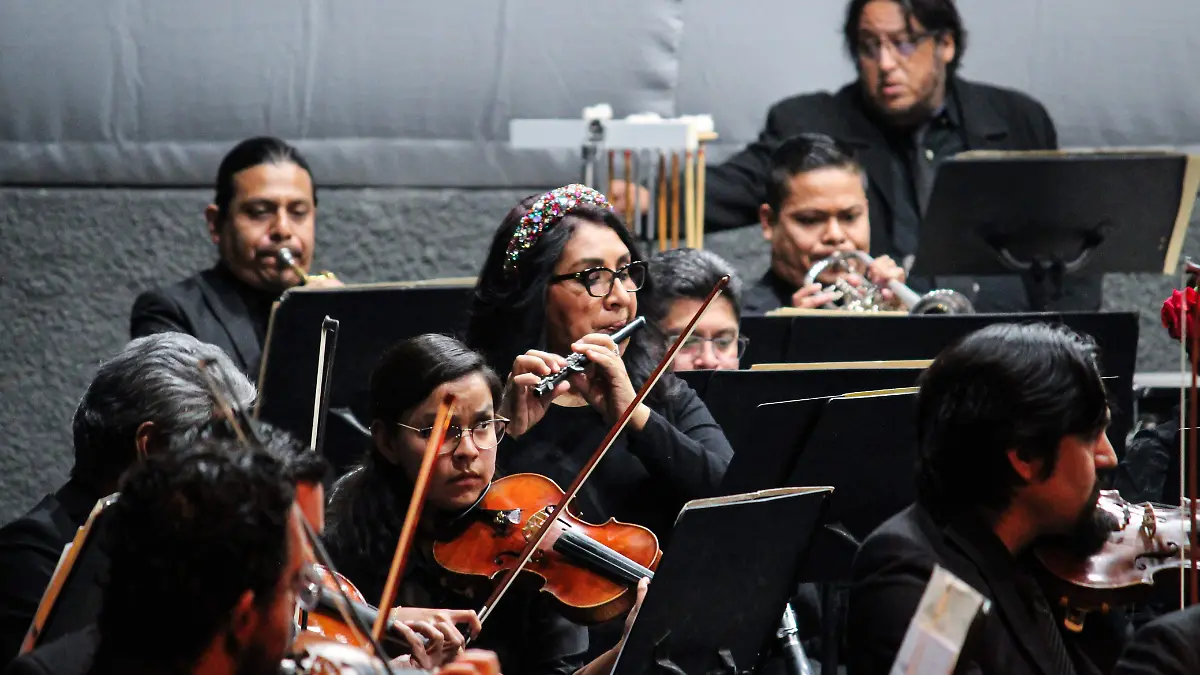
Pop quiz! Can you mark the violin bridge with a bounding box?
[1141,505,1157,537]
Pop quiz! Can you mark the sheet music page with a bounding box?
[890,565,990,675]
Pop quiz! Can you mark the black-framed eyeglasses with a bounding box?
[397,418,510,454]
[670,334,750,360]
[550,261,647,298]
[856,31,934,61]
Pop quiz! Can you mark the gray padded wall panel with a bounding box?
[4,1,1200,186]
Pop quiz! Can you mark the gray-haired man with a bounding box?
[0,333,255,667]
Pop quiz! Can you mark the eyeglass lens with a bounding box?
[583,262,647,298]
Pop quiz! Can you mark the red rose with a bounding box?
[1162,287,1200,342]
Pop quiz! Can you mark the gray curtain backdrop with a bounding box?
[2,0,1198,520]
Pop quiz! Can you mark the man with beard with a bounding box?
[610,0,1101,313]
[847,323,1123,675]
[130,136,342,377]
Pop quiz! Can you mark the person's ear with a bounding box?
[228,590,260,647]
[372,422,396,464]
[936,32,956,68]
[134,421,157,461]
[206,205,223,246]
[1006,447,1045,484]
[759,205,777,242]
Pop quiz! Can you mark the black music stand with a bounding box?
[719,390,922,674]
[256,282,473,472]
[678,367,923,457]
[611,488,832,675]
[738,312,1139,456]
[912,151,1198,310]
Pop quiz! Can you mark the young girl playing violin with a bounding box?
[467,185,733,658]
[322,334,646,675]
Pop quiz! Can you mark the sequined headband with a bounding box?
[504,184,612,274]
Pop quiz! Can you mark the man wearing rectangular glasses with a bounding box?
[614,0,1100,313]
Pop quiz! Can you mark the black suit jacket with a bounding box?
[0,481,100,669]
[707,78,1100,312]
[848,504,1127,675]
[1113,604,1200,675]
[129,265,269,377]
[2,628,95,675]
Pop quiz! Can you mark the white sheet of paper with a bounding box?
[890,565,991,675]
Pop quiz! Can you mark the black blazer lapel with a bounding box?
[196,267,263,375]
[945,526,1059,675]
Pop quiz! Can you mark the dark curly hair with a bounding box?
[93,441,295,671]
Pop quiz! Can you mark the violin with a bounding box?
[1035,490,1192,630]
[301,565,429,656]
[432,473,662,624]
[284,633,501,675]
[434,276,729,633]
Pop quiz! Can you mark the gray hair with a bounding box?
[70,332,257,488]
[644,248,744,323]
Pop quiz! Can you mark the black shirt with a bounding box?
[323,459,588,675]
[742,269,799,315]
[497,383,733,544]
[0,480,101,668]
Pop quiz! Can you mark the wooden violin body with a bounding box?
[432,473,661,624]
[1035,489,1191,630]
[301,565,420,657]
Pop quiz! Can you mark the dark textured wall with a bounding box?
[1,187,1195,521]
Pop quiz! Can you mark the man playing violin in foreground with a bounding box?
[6,442,306,675]
[744,133,906,314]
[184,417,471,668]
[130,136,342,377]
[847,323,1124,675]
[0,333,255,668]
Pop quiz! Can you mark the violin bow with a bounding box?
[372,392,457,642]
[1183,261,1199,608]
[197,360,396,673]
[473,275,730,627]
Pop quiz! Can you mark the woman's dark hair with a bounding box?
[644,248,744,323]
[466,194,676,406]
[764,133,866,217]
[213,136,317,221]
[914,323,1110,517]
[842,0,966,71]
[321,334,502,599]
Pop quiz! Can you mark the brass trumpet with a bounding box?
[803,251,974,315]
[277,248,338,286]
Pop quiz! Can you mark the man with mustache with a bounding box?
[847,323,1123,675]
[610,0,1100,313]
[130,136,342,377]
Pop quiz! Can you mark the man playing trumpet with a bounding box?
[130,136,342,376]
[743,133,906,314]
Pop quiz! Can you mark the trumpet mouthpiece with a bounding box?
[277,248,297,267]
